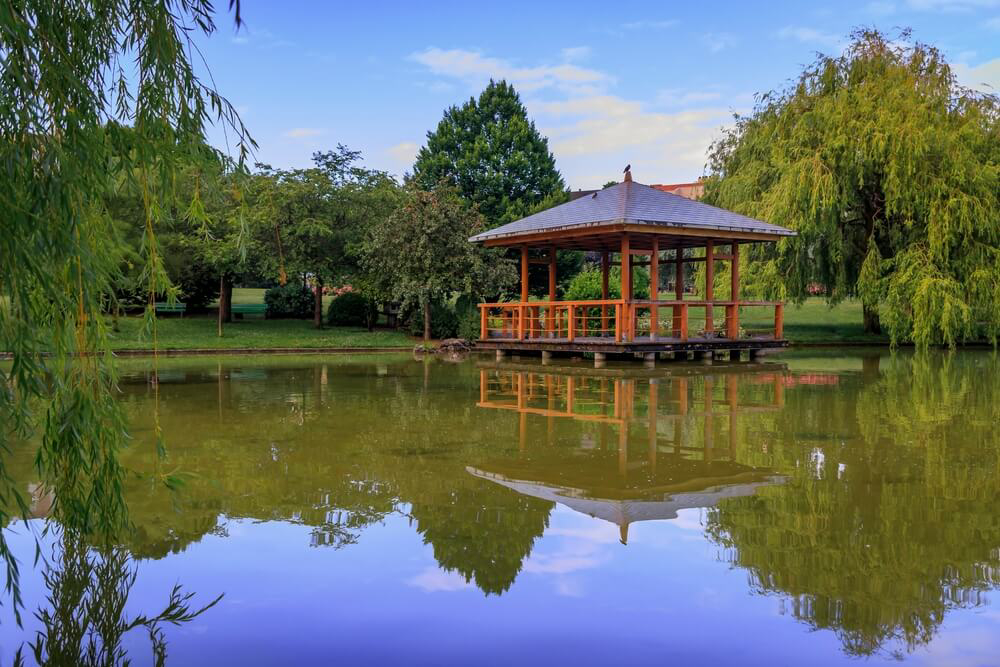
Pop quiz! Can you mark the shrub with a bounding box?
[564,265,649,301]
[406,300,459,339]
[264,284,314,319]
[327,291,377,327]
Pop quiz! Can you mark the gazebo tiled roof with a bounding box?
[469,179,794,245]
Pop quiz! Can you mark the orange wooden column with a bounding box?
[601,251,610,335]
[548,247,557,335]
[519,246,529,340]
[775,303,784,339]
[727,243,740,339]
[673,246,684,336]
[620,234,632,341]
[650,238,659,340]
[705,240,714,335]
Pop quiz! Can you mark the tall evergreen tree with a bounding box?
[704,29,1000,346]
[413,80,567,227]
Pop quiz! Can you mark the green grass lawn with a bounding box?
[108,316,414,350]
[740,297,887,344]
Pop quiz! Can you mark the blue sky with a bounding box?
[197,0,1000,189]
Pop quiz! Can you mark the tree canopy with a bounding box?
[704,29,1000,345]
[412,80,567,227]
[361,185,515,340]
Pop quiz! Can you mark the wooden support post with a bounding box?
[601,252,610,336]
[517,305,526,340]
[548,247,557,335]
[774,303,784,339]
[621,234,632,341]
[520,246,529,303]
[673,246,684,337]
[728,243,740,339]
[567,305,576,342]
[480,306,488,340]
[705,240,714,336]
[650,238,659,340]
[679,304,689,341]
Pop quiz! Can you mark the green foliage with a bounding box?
[412,80,566,226]
[327,291,377,327]
[264,284,314,319]
[564,265,650,300]
[248,146,401,326]
[703,29,1000,346]
[362,184,516,340]
[405,301,459,339]
[0,0,250,616]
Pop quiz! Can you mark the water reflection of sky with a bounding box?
[6,506,997,667]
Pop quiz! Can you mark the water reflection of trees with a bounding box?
[16,528,219,667]
[705,352,1000,657]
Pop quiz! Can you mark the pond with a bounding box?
[2,349,1000,666]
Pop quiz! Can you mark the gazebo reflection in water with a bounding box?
[470,360,788,544]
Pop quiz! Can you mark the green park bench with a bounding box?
[231,303,267,319]
[154,301,186,317]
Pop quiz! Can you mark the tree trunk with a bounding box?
[423,298,431,342]
[863,304,882,335]
[217,274,226,337]
[223,281,233,323]
[314,278,324,329]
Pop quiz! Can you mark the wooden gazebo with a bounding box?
[470,174,796,363]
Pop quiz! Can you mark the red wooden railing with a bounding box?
[478,300,785,343]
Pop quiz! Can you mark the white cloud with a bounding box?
[283,128,326,139]
[776,26,843,48]
[953,57,1000,92]
[406,567,472,593]
[658,88,724,107]
[560,46,591,62]
[702,32,737,53]
[532,94,732,187]
[621,19,678,30]
[409,47,734,188]
[387,141,420,168]
[408,48,610,94]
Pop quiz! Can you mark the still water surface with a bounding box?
[3,350,1000,666]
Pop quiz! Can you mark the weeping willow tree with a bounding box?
[704,29,1000,346]
[0,0,251,618]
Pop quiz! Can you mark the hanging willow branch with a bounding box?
[0,0,254,619]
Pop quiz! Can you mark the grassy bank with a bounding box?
[741,297,887,344]
[108,316,414,351]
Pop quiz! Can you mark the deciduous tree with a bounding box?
[362,185,515,341]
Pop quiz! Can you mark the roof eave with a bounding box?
[469,218,796,244]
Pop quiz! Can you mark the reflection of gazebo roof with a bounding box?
[467,459,783,544]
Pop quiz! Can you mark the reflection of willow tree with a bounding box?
[706,353,1000,657]
[19,528,219,666]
